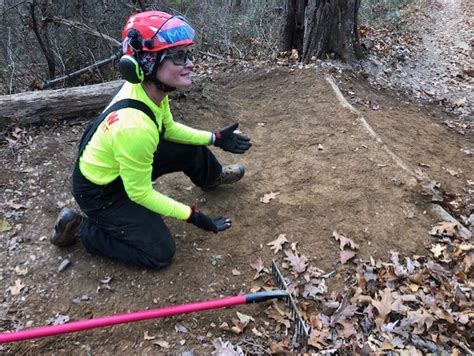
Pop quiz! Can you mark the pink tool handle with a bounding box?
[0,295,246,343]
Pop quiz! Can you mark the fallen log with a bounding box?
[0,80,124,128]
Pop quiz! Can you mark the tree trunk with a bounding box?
[0,80,124,128]
[280,0,307,54]
[281,0,361,63]
[302,0,361,63]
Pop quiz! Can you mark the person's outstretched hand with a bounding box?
[214,123,251,154]
[187,207,231,233]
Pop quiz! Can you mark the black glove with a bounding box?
[214,123,251,154]
[187,207,231,233]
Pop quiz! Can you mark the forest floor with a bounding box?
[0,0,473,355]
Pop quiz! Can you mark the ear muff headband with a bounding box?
[119,55,144,84]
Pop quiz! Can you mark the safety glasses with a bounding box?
[162,49,194,66]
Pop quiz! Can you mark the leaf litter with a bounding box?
[212,223,473,354]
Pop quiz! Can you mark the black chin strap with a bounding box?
[153,80,176,93]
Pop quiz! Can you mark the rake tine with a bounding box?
[271,260,310,347]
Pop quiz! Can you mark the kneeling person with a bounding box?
[50,11,251,270]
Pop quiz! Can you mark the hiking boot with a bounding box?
[203,164,245,191]
[50,208,83,247]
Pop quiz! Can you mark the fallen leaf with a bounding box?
[269,338,291,353]
[0,218,12,232]
[212,338,244,355]
[429,221,459,237]
[8,279,25,295]
[236,311,254,325]
[251,327,263,337]
[144,331,156,340]
[260,191,280,203]
[302,279,327,299]
[153,340,170,349]
[231,268,241,276]
[249,256,264,272]
[308,328,329,349]
[249,256,267,279]
[332,231,359,250]
[430,244,446,258]
[174,324,188,333]
[290,241,298,251]
[284,250,308,274]
[340,250,356,264]
[371,288,395,327]
[14,266,28,276]
[267,234,288,254]
[229,312,254,334]
[338,319,356,338]
[458,243,474,251]
[265,305,291,329]
[48,314,70,326]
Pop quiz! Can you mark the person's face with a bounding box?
[156,45,194,89]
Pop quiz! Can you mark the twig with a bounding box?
[199,51,224,60]
[7,27,15,94]
[42,53,119,88]
[45,16,120,47]
[450,338,473,354]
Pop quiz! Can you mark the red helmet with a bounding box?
[121,11,195,56]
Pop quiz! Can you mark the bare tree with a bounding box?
[29,0,56,79]
[281,0,362,63]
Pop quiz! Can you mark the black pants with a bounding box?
[72,140,222,270]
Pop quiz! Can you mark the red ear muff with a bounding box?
[119,55,144,83]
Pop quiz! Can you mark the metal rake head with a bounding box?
[271,260,310,346]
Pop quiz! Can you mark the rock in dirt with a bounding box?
[58,258,71,272]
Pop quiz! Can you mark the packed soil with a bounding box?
[1,64,473,354]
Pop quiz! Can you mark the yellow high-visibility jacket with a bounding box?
[79,82,212,220]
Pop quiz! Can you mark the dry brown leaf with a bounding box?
[267,234,288,254]
[8,279,25,296]
[269,338,290,353]
[340,250,356,264]
[332,231,359,250]
[284,250,308,274]
[260,191,280,203]
[265,305,291,329]
[302,279,327,299]
[249,257,267,279]
[249,256,264,272]
[371,288,395,327]
[338,319,355,338]
[236,311,254,325]
[429,221,459,237]
[230,319,247,334]
[308,328,329,349]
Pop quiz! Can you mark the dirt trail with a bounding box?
[1,66,473,354]
[365,0,474,120]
